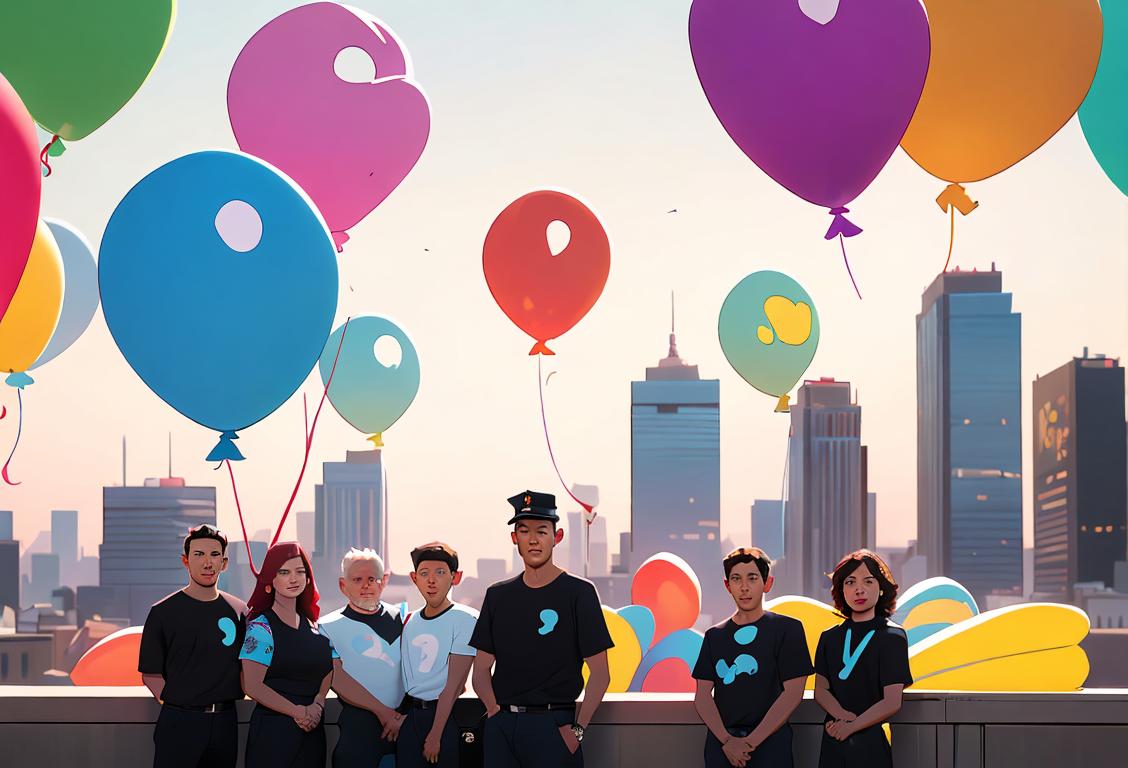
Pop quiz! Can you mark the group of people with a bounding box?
[138,489,910,768]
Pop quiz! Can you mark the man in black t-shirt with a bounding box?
[692,548,812,768]
[470,490,614,767]
[139,524,247,768]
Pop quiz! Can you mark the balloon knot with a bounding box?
[39,134,62,177]
[367,432,384,448]
[825,207,862,240]
[529,340,556,356]
[332,231,349,253]
[936,183,979,215]
[5,372,33,389]
[206,430,245,462]
[775,394,791,413]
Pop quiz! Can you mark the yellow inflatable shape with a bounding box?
[763,296,812,346]
[766,596,841,689]
[909,603,1089,691]
[0,220,63,376]
[903,598,976,630]
[583,607,642,693]
[913,645,1089,692]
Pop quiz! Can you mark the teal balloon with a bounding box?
[319,315,420,437]
[1080,1,1128,196]
[718,270,819,402]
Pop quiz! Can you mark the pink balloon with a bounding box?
[0,73,41,321]
[227,2,429,250]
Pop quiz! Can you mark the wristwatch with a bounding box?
[570,723,585,743]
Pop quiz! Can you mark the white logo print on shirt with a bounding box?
[413,634,439,673]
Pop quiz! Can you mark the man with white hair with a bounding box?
[318,548,407,768]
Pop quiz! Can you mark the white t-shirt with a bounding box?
[319,602,405,708]
[401,602,479,701]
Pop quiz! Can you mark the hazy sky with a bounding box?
[3,1,1127,579]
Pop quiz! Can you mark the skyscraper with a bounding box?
[631,307,722,618]
[589,516,609,578]
[0,510,12,541]
[785,378,869,599]
[1032,351,1127,601]
[917,266,1023,602]
[101,477,217,624]
[29,553,60,605]
[0,540,18,615]
[314,449,386,585]
[51,509,78,585]
[750,500,784,562]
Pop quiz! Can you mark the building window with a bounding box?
[1056,471,1068,480]
[963,418,971,425]
[706,532,716,540]
[976,494,989,501]
[683,533,700,541]
[20,652,28,679]
[1000,418,1008,426]
[1095,526,1104,533]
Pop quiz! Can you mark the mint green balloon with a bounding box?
[0,1,175,140]
[718,271,819,410]
[1080,1,1128,196]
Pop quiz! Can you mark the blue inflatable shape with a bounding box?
[616,605,656,651]
[99,151,338,461]
[628,628,704,692]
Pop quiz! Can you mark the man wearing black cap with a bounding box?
[470,491,614,767]
[139,524,247,768]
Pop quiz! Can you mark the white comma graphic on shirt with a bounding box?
[413,634,439,673]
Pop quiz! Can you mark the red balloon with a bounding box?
[0,73,41,322]
[483,190,610,355]
[631,553,702,646]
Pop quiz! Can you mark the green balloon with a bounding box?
[718,270,820,409]
[1080,1,1128,197]
[0,1,175,140]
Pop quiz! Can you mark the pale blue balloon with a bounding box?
[1079,1,1128,196]
[30,219,99,369]
[99,150,339,461]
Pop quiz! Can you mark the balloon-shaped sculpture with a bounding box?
[630,553,702,647]
[901,0,1102,209]
[1080,1,1128,196]
[31,220,100,369]
[0,1,174,149]
[483,190,611,355]
[718,271,820,413]
[689,0,929,243]
[0,220,63,388]
[99,151,339,461]
[0,73,40,321]
[318,315,420,447]
[228,2,430,250]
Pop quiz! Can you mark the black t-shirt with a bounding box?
[691,612,813,728]
[814,617,913,720]
[138,590,247,706]
[469,572,613,706]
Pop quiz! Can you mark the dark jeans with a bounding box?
[333,703,398,768]
[245,704,326,768]
[817,724,892,768]
[153,705,238,768]
[484,709,582,768]
[397,705,462,768]
[704,724,794,767]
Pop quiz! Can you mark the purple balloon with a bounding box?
[689,0,930,237]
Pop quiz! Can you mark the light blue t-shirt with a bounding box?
[401,602,479,701]
[318,602,405,708]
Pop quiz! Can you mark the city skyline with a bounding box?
[0,0,1125,582]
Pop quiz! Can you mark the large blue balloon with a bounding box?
[99,150,339,461]
[31,219,99,370]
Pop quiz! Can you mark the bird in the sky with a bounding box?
[667,208,678,214]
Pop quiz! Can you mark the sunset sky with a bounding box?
[3,0,1127,580]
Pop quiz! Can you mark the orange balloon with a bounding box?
[630,554,701,645]
[901,0,1102,184]
[483,190,610,356]
[69,626,144,686]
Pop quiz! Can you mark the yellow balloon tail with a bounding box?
[367,433,384,448]
[775,395,791,413]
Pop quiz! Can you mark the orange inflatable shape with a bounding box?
[631,553,701,646]
[901,0,1102,184]
[70,626,144,686]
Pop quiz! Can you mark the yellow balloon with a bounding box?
[765,596,841,690]
[583,607,642,693]
[0,220,64,379]
[901,0,1102,184]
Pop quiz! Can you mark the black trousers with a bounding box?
[704,725,794,768]
[484,709,582,768]
[396,705,462,768]
[153,705,238,768]
[245,705,326,768]
[333,702,397,768]
[817,724,892,768]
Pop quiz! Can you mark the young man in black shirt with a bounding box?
[139,524,248,768]
[470,490,614,767]
[692,547,812,768]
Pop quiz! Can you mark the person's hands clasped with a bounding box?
[380,710,404,741]
[291,703,321,732]
[722,735,751,767]
[825,716,857,742]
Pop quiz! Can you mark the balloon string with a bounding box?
[39,135,59,177]
[839,234,862,300]
[942,204,955,273]
[537,356,594,517]
[2,389,23,486]
[779,424,792,555]
[269,316,351,548]
[224,459,259,578]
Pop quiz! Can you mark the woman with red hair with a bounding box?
[240,542,337,767]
